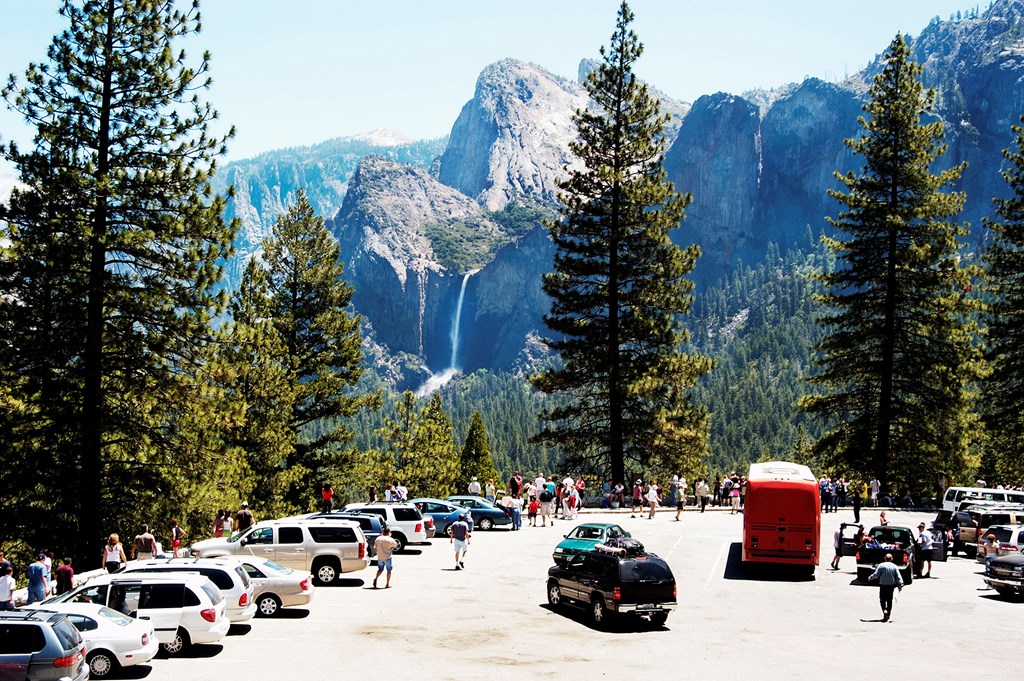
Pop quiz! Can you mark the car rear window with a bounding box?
[0,623,45,653]
[987,527,1013,542]
[394,508,421,521]
[200,583,223,605]
[309,526,357,543]
[620,558,674,582]
[95,607,133,626]
[49,616,83,648]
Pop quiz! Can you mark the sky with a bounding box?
[0,0,976,168]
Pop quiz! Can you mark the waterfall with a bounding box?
[414,269,478,397]
[449,270,474,369]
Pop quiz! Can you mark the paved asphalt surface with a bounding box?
[117,506,1022,681]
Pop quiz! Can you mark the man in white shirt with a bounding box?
[869,477,880,506]
[646,482,661,519]
[916,522,934,578]
[467,477,481,495]
[0,565,15,610]
[534,474,546,500]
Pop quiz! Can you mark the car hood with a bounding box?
[555,538,597,552]
[989,554,1024,568]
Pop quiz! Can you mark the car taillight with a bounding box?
[239,592,248,607]
[673,584,677,600]
[53,648,83,668]
[902,554,908,565]
[141,632,149,646]
[300,578,311,591]
[358,542,365,559]
[425,517,434,527]
[612,586,621,601]
[855,551,861,561]
[416,523,422,533]
[201,608,217,623]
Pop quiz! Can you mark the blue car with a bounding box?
[410,498,469,536]
[445,495,513,530]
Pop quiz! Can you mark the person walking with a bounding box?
[132,524,157,561]
[169,519,186,558]
[213,509,225,538]
[372,528,399,589]
[54,557,74,595]
[509,494,523,530]
[220,509,233,537]
[674,477,687,521]
[26,553,48,604]
[697,479,710,513]
[0,565,15,610]
[647,481,661,519]
[236,502,254,532]
[450,514,471,570]
[630,480,644,517]
[867,553,904,622]
[852,483,862,523]
[102,534,127,573]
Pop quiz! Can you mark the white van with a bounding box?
[942,486,1024,512]
[38,572,229,656]
[118,557,256,623]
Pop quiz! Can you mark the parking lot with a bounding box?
[129,507,1022,680]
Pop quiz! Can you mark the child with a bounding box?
[528,498,539,526]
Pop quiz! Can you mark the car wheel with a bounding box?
[649,612,669,627]
[856,568,870,583]
[591,597,610,626]
[88,650,119,678]
[257,593,281,617]
[392,533,406,553]
[161,627,190,656]
[903,567,913,585]
[547,581,562,607]
[479,517,494,531]
[443,524,453,537]
[313,560,338,585]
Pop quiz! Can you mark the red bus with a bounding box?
[742,462,821,573]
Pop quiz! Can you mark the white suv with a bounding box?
[40,572,229,656]
[342,502,428,552]
[118,557,256,622]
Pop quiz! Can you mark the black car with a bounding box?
[983,552,1024,597]
[546,546,677,627]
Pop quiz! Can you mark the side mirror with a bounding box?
[240,538,248,547]
[563,534,568,538]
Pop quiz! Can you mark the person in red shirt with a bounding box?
[321,483,335,514]
[54,557,75,595]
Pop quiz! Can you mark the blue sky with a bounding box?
[0,0,974,166]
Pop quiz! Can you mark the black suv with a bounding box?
[0,609,89,680]
[546,547,677,627]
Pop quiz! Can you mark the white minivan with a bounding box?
[942,486,1024,512]
[118,557,256,622]
[39,572,229,656]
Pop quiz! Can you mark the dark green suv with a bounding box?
[0,609,89,680]
[546,547,677,627]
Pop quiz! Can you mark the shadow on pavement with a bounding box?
[538,603,671,633]
[272,608,310,619]
[227,623,251,636]
[156,643,224,660]
[722,542,816,582]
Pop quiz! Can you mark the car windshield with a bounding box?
[571,527,604,540]
[227,526,255,544]
[619,558,673,582]
[95,606,133,626]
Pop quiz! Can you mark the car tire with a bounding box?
[965,546,977,559]
[392,533,406,553]
[479,517,494,531]
[903,567,913,585]
[649,612,669,627]
[257,593,281,617]
[88,649,119,678]
[161,627,191,656]
[591,597,610,626]
[547,581,562,607]
[443,524,453,537]
[313,559,338,585]
[856,568,871,583]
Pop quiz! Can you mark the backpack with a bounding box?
[606,536,645,556]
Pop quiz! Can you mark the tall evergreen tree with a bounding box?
[256,190,376,506]
[0,0,235,560]
[800,35,983,490]
[377,392,459,498]
[530,1,711,485]
[459,411,501,489]
[983,115,1024,482]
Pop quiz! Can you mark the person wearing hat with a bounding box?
[467,476,481,496]
[236,501,254,532]
[916,522,934,578]
[450,513,471,570]
[26,553,48,604]
[630,479,644,517]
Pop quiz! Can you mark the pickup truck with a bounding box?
[855,525,916,584]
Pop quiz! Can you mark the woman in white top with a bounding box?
[102,534,127,573]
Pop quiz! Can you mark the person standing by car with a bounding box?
[54,557,74,595]
[467,476,481,496]
[916,522,934,578]
[831,526,843,570]
[102,533,127,573]
[132,524,157,561]
[451,514,471,570]
[485,479,496,503]
[0,564,14,610]
[170,518,186,558]
[26,553,48,604]
[508,471,523,499]
[236,502,254,532]
[320,482,335,514]
[372,527,399,589]
[509,494,523,530]
[868,552,904,622]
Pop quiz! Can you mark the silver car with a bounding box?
[235,556,315,617]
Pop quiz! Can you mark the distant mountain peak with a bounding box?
[346,128,414,147]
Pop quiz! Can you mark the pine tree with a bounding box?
[529,1,711,485]
[378,392,459,498]
[459,412,501,490]
[0,0,236,561]
[983,115,1024,482]
[800,35,983,491]
[257,190,377,506]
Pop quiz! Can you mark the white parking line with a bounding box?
[705,539,730,588]
[665,532,686,559]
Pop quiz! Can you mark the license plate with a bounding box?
[638,603,655,610]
